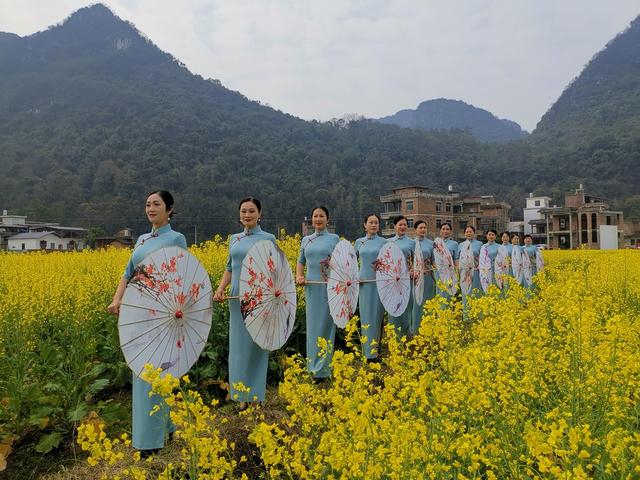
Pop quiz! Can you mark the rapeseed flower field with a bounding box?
[1,241,639,478]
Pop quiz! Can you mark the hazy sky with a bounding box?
[1,1,638,131]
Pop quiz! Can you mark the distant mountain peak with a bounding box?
[375,98,528,143]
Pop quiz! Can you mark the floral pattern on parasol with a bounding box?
[478,245,493,294]
[458,240,475,296]
[413,241,425,305]
[327,240,359,328]
[433,238,457,295]
[239,240,296,351]
[119,246,212,379]
[494,245,510,289]
[374,242,410,317]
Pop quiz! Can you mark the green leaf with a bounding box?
[87,378,110,395]
[67,404,88,422]
[34,431,63,453]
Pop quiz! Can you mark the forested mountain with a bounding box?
[530,14,640,213]
[376,99,528,143]
[0,5,638,241]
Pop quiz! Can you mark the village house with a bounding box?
[1,210,87,251]
[538,186,624,249]
[379,186,510,240]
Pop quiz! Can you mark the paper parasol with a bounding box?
[375,242,410,316]
[494,245,510,289]
[239,240,296,351]
[536,249,545,273]
[413,241,425,305]
[326,240,359,328]
[522,250,533,287]
[511,248,524,284]
[458,240,474,296]
[119,246,212,379]
[478,245,493,294]
[433,238,457,295]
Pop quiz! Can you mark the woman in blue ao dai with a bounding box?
[296,207,339,379]
[482,229,501,288]
[214,198,276,403]
[523,234,538,275]
[435,222,459,302]
[108,190,186,453]
[411,220,434,334]
[354,213,387,359]
[500,231,514,275]
[459,225,483,312]
[511,234,525,286]
[387,215,414,338]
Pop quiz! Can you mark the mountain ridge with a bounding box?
[375,98,528,143]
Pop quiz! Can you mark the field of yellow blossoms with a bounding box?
[1,238,639,478]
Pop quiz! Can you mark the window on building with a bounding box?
[559,217,566,230]
[406,200,414,211]
[445,203,451,212]
[606,216,611,225]
[581,214,588,244]
[459,221,467,231]
[21,243,25,250]
[535,200,541,207]
[436,219,442,229]
[453,205,462,213]
[407,218,414,228]
[50,242,55,249]
[591,213,598,243]
[446,219,453,227]
[435,201,442,212]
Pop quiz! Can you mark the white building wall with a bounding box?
[523,196,551,234]
[599,225,619,250]
[8,234,65,251]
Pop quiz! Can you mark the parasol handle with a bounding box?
[358,279,377,284]
[304,280,328,285]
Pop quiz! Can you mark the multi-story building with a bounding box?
[523,193,551,241]
[380,186,510,240]
[538,186,624,249]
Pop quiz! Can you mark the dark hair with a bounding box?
[414,220,426,229]
[238,197,262,212]
[511,233,520,240]
[487,229,497,236]
[312,206,330,219]
[148,190,175,217]
[500,231,510,239]
[441,222,452,230]
[464,225,476,233]
[393,215,407,226]
[364,213,381,224]
[523,234,532,240]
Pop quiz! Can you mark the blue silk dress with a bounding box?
[501,242,513,275]
[354,234,386,359]
[435,238,459,301]
[459,239,483,318]
[523,245,538,275]
[225,225,276,402]
[122,223,187,450]
[298,229,339,378]
[411,237,435,334]
[386,235,415,338]
[483,241,501,288]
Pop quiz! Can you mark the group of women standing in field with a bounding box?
[107,191,541,454]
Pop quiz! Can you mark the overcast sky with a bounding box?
[1,1,638,131]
